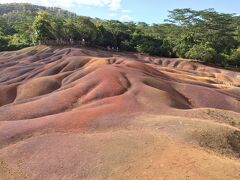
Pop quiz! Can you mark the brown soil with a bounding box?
[0,46,240,179]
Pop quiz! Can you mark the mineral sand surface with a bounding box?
[0,46,240,179]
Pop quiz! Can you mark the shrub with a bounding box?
[185,43,217,62]
[230,48,240,66]
[173,42,191,58]
[0,34,10,51]
[136,37,162,55]
[136,36,173,57]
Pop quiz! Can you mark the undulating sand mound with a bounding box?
[0,46,240,179]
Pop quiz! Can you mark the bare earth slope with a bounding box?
[0,46,239,179]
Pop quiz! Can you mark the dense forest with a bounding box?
[0,3,240,67]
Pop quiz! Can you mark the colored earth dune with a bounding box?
[0,46,240,179]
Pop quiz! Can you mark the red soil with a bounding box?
[0,46,240,179]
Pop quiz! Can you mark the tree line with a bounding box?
[0,4,239,67]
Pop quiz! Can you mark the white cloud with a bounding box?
[120,14,132,22]
[108,0,121,11]
[0,0,122,11]
[109,12,117,17]
[121,9,131,13]
[118,8,132,22]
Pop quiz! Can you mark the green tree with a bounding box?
[229,48,240,66]
[74,16,97,44]
[101,20,131,48]
[185,43,217,62]
[96,25,115,47]
[32,11,54,44]
[0,31,10,51]
[166,8,239,65]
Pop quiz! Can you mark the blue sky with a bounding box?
[1,0,240,24]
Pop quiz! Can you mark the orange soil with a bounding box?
[0,46,239,179]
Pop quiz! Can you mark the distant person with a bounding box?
[107,46,111,51]
[82,39,86,46]
[70,38,74,45]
